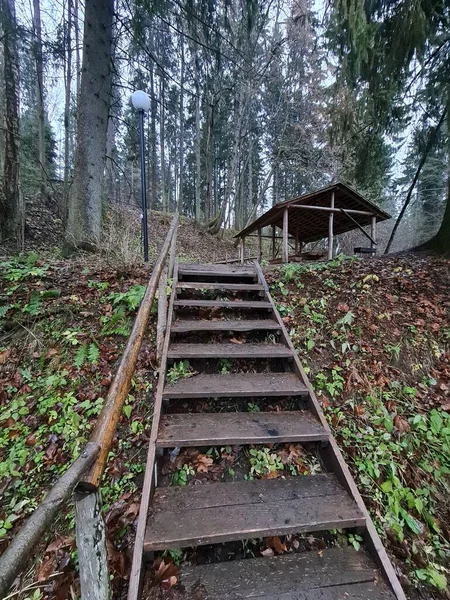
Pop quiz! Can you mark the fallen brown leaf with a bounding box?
[265,536,287,554]
[36,555,54,581]
[195,454,214,473]
[393,415,410,433]
[0,349,11,364]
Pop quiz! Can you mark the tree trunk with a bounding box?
[426,98,450,254]
[65,0,114,251]
[0,0,23,248]
[149,62,157,213]
[63,0,73,222]
[33,0,46,196]
[159,73,166,212]
[194,45,201,222]
[177,35,185,214]
[74,0,81,98]
[204,99,213,221]
[385,109,447,254]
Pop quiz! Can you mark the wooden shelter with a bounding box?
[236,182,391,263]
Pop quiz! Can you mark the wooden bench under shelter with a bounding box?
[235,182,391,263]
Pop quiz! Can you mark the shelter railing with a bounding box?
[0,213,179,600]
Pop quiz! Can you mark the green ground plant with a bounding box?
[248,448,284,479]
[166,360,194,384]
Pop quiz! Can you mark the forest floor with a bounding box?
[268,253,450,599]
[0,226,449,599]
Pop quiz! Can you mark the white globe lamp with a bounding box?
[131,90,151,112]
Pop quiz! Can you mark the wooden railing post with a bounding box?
[257,228,262,262]
[75,489,110,600]
[156,266,168,363]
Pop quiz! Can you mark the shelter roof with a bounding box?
[235,182,391,244]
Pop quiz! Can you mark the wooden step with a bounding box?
[177,282,264,291]
[174,299,272,309]
[171,318,281,333]
[181,546,396,600]
[178,264,257,281]
[163,372,309,399]
[179,263,256,275]
[144,474,365,550]
[157,411,329,447]
[167,342,293,360]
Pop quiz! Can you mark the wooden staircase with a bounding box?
[129,262,405,600]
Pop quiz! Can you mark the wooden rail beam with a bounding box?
[81,213,178,490]
[290,204,374,216]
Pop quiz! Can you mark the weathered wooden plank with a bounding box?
[167,342,293,359]
[144,474,365,550]
[174,299,272,309]
[182,547,396,600]
[163,372,308,399]
[157,411,329,447]
[176,282,264,291]
[171,319,281,333]
[74,490,110,600]
[178,263,255,274]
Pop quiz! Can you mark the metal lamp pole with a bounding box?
[131,90,151,262]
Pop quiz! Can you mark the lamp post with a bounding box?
[131,90,151,262]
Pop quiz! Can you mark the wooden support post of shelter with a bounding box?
[240,237,245,264]
[371,216,377,252]
[234,183,391,264]
[257,228,262,262]
[283,208,289,263]
[328,191,334,260]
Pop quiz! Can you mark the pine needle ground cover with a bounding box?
[268,254,450,598]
